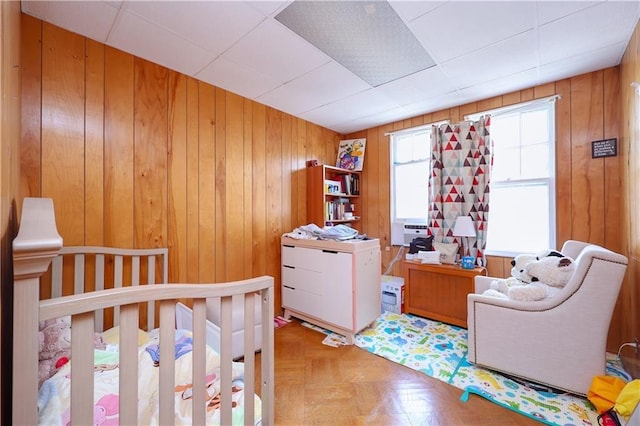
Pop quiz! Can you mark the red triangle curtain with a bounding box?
[427,116,493,266]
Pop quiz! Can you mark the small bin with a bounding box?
[381,275,405,314]
[461,256,476,269]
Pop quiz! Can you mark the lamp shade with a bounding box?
[453,216,475,237]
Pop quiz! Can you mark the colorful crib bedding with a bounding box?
[37,329,261,425]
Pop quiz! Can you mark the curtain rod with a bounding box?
[385,94,561,137]
[465,94,562,120]
[384,120,449,137]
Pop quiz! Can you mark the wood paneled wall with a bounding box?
[620,20,640,352]
[20,16,341,313]
[1,1,22,421]
[345,69,629,350]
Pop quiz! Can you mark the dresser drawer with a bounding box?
[282,245,323,270]
[282,287,322,318]
[282,266,322,295]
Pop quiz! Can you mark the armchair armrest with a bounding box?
[474,275,496,293]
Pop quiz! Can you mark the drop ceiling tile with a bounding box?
[333,103,434,134]
[21,0,120,43]
[536,1,600,24]
[247,1,292,17]
[107,10,215,76]
[300,88,402,129]
[222,18,332,84]
[400,90,468,118]
[539,1,640,65]
[458,68,540,102]
[375,66,456,105]
[388,1,446,24]
[539,42,628,83]
[409,1,537,63]
[196,56,283,100]
[122,1,265,56]
[257,61,371,115]
[441,30,538,90]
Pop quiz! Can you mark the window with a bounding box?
[468,98,557,255]
[389,125,433,224]
[389,97,557,255]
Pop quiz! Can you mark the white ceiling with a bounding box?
[21,1,640,134]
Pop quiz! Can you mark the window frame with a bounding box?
[467,96,558,257]
[389,121,446,226]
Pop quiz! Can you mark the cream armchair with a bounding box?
[467,240,628,396]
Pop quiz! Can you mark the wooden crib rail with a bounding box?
[51,245,169,331]
[22,277,276,425]
[54,279,275,426]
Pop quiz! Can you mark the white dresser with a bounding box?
[281,236,381,343]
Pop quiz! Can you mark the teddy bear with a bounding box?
[38,316,72,387]
[38,316,107,387]
[521,255,576,289]
[509,249,564,280]
[483,250,574,302]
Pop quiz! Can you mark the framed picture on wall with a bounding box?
[336,138,366,171]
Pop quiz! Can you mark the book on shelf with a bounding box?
[324,200,356,222]
[339,174,360,195]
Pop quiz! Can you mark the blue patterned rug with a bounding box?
[352,312,632,426]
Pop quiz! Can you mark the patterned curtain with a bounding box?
[427,117,493,266]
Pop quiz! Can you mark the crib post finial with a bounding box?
[13,197,63,425]
[13,197,63,279]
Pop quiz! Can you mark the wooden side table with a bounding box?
[402,260,486,328]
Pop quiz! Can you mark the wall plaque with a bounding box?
[591,138,617,158]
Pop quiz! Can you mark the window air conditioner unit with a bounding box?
[391,222,428,246]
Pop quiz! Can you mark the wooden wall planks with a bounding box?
[104,46,135,249]
[20,17,340,316]
[2,2,23,423]
[41,22,85,246]
[620,21,640,353]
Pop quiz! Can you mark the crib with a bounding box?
[12,197,274,425]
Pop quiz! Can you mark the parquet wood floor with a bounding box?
[256,319,539,425]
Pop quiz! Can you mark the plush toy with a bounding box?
[38,316,106,387]
[38,316,72,387]
[522,255,576,288]
[484,250,574,302]
[485,272,548,302]
[510,253,538,281]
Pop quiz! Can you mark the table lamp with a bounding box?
[453,216,476,260]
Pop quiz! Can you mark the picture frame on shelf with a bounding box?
[324,179,342,194]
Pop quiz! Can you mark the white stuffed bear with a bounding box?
[522,255,576,288]
[485,272,548,302]
[482,253,538,299]
[483,250,572,302]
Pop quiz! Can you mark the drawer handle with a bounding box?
[283,244,295,248]
[283,265,295,269]
[322,250,338,254]
[283,285,295,290]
